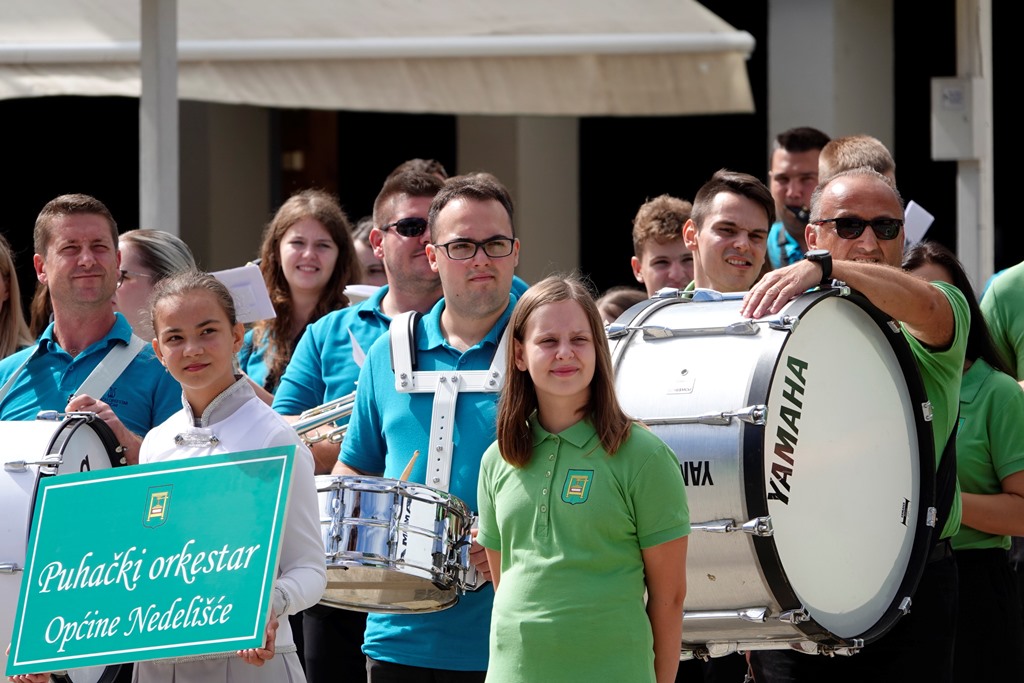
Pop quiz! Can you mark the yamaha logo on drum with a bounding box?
[766,355,808,505]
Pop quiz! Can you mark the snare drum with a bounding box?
[315,475,476,613]
[1,416,123,682]
[609,289,935,656]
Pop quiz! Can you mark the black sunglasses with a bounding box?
[811,216,903,241]
[381,216,428,238]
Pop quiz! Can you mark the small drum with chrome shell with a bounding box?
[315,475,477,613]
[608,288,936,658]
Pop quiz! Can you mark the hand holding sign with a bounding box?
[237,611,278,667]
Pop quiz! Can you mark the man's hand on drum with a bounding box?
[237,611,278,666]
[65,393,143,465]
[469,528,492,583]
[741,261,821,319]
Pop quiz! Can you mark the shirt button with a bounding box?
[548,454,555,460]
[542,488,548,495]
[545,471,551,477]
[540,505,547,512]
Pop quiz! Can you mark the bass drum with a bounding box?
[609,289,935,656]
[1,416,125,683]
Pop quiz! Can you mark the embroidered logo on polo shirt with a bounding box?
[561,470,593,504]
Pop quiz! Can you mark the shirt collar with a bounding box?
[182,375,254,427]
[38,312,133,356]
[419,293,518,352]
[959,358,991,404]
[529,412,598,449]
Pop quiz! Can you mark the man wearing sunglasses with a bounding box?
[333,175,519,682]
[272,169,445,683]
[743,167,968,683]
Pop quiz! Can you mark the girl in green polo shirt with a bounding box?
[904,242,1024,681]
[477,274,690,683]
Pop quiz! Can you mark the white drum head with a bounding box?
[1,418,120,677]
[760,296,924,639]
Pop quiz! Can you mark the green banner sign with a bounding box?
[5,446,295,676]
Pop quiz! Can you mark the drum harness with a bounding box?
[388,310,509,493]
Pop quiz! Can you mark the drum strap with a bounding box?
[0,335,148,406]
[389,311,509,492]
[933,409,960,539]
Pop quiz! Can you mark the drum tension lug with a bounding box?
[0,562,23,574]
[898,596,912,615]
[768,315,798,331]
[741,516,773,536]
[778,608,809,625]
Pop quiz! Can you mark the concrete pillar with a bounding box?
[457,116,579,286]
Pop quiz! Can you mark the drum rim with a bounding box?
[745,288,937,647]
[45,415,124,471]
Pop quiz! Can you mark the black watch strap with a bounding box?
[805,250,832,285]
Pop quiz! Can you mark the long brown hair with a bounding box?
[252,189,359,391]
[496,274,631,467]
[0,234,32,357]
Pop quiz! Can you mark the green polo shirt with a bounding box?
[478,417,689,683]
[953,358,1024,551]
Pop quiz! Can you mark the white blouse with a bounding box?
[140,377,327,651]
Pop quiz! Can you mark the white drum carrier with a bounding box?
[608,288,936,658]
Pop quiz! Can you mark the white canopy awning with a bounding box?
[0,0,755,116]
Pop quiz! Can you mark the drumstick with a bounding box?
[400,450,419,481]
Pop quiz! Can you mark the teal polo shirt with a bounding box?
[0,313,181,436]
[339,295,516,671]
[767,220,804,269]
[272,285,392,416]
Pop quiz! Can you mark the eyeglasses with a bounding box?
[432,237,516,261]
[811,216,903,241]
[381,217,429,238]
[117,270,153,288]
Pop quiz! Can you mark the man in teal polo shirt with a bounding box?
[335,175,520,680]
[743,168,968,683]
[766,126,830,269]
[0,194,179,465]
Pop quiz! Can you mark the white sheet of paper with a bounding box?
[211,263,276,324]
[903,200,935,248]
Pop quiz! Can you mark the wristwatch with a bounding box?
[804,249,832,285]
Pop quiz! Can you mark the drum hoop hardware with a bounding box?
[691,517,773,537]
[4,454,62,472]
[609,320,763,340]
[921,400,934,422]
[0,562,22,574]
[638,404,767,427]
[778,608,810,625]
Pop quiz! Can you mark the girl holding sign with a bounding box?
[8,272,325,683]
[138,271,325,682]
[476,274,690,683]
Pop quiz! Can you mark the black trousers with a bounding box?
[301,604,368,683]
[953,547,1024,682]
[366,657,486,683]
[749,549,958,683]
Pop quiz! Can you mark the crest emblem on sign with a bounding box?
[144,485,173,527]
[561,470,593,504]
